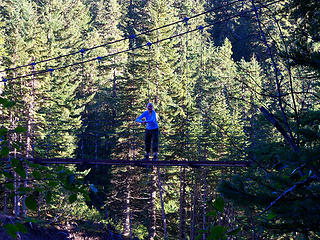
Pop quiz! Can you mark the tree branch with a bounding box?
[259,106,299,152]
[259,176,315,215]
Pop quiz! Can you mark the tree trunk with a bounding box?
[4,191,8,213]
[157,168,167,240]
[14,172,20,216]
[259,106,299,152]
[23,66,35,216]
[21,164,28,217]
[148,168,157,240]
[179,166,186,240]
[10,112,20,216]
[251,0,298,153]
[190,171,196,240]
[124,173,132,236]
[202,147,208,240]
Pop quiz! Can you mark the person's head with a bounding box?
[147,102,153,111]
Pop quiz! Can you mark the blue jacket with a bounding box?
[136,110,159,130]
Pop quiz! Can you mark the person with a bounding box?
[136,102,159,160]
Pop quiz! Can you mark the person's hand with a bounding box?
[141,121,147,125]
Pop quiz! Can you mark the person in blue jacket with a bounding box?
[136,102,159,160]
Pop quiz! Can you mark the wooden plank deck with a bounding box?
[24,158,251,167]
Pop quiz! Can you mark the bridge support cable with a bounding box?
[184,17,190,162]
[46,70,55,160]
[130,35,136,161]
[147,42,152,103]
[197,26,204,162]
[95,58,102,163]
[28,60,36,160]
[0,0,247,76]
[198,25,208,240]
[1,69,7,214]
[1,0,281,85]
[80,49,85,162]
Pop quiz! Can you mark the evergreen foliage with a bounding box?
[0,0,319,239]
[285,0,320,71]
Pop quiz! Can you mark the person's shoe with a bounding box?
[152,154,158,161]
[144,154,150,161]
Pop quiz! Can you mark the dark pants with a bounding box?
[145,128,159,154]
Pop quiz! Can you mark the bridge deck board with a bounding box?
[24,158,251,167]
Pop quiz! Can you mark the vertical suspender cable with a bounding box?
[184,17,190,161]
[2,74,8,211]
[27,62,36,159]
[198,26,204,162]
[131,35,136,161]
[112,55,117,157]
[1,75,6,147]
[80,49,85,162]
[95,114,99,162]
[31,63,35,159]
[13,65,20,216]
[147,42,152,103]
[95,57,102,162]
[47,69,54,159]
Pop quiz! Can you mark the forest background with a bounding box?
[0,0,319,239]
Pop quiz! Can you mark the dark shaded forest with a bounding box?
[0,0,319,239]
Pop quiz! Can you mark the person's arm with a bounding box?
[136,112,146,123]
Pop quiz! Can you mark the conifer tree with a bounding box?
[1,0,319,239]
[204,0,253,60]
[0,0,44,216]
[82,0,127,160]
[33,0,91,159]
[106,0,155,236]
[1,0,40,144]
[198,39,246,161]
[285,0,320,71]
[0,21,6,99]
[77,0,131,232]
[143,1,182,238]
[217,2,320,239]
